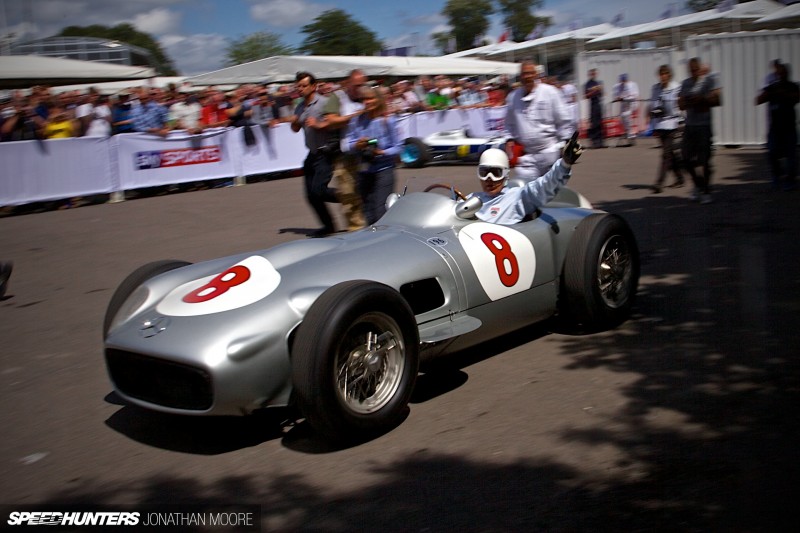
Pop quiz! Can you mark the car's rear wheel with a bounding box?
[400,137,430,168]
[292,280,419,442]
[103,260,191,338]
[561,214,639,330]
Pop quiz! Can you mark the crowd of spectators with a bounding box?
[0,75,524,143]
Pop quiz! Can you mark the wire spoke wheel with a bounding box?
[597,234,633,309]
[561,214,639,331]
[335,313,405,414]
[292,280,419,441]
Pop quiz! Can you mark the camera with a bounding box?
[650,97,665,119]
[650,105,664,119]
[361,139,378,162]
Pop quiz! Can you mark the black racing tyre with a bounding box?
[400,137,430,168]
[561,214,639,331]
[291,280,419,441]
[103,260,191,338]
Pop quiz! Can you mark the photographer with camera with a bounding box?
[344,86,401,225]
[649,64,685,193]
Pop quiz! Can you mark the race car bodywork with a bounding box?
[104,185,638,441]
[400,128,510,168]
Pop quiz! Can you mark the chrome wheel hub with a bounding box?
[336,314,404,414]
[597,234,633,308]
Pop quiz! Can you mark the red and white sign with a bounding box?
[135,145,222,170]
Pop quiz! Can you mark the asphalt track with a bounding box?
[1,137,798,531]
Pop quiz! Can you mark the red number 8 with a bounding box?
[480,232,519,287]
[182,265,251,303]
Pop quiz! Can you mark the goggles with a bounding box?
[478,165,508,182]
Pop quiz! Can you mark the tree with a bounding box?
[441,0,494,52]
[496,0,552,42]
[58,24,178,76]
[225,31,293,66]
[299,9,382,55]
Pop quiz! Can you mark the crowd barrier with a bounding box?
[0,106,510,207]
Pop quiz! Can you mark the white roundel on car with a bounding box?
[458,222,536,301]
[157,255,281,316]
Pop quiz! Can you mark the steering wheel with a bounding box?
[423,183,468,201]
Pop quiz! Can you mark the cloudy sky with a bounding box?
[0,0,726,75]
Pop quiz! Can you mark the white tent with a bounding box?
[482,24,619,64]
[444,41,521,59]
[755,2,800,23]
[185,55,521,86]
[0,55,155,90]
[49,77,187,95]
[588,0,786,47]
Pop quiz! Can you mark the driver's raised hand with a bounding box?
[561,132,584,165]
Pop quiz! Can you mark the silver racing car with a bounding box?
[103,183,639,441]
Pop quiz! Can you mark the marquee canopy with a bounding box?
[0,55,155,90]
[587,0,786,47]
[755,2,800,23]
[186,55,521,86]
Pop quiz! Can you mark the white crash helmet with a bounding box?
[477,148,510,182]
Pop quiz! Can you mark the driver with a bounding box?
[469,133,583,224]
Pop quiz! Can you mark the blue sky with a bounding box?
[1,0,724,75]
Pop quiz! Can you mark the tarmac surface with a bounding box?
[1,137,798,531]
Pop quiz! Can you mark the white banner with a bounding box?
[114,129,238,190]
[237,123,308,177]
[1,107,513,206]
[0,136,112,206]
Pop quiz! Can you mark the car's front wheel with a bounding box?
[291,280,419,442]
[561,214,639,330]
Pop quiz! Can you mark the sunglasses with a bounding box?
[478,165,508,181]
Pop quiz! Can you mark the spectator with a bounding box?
[344,85,402,225]
[290,71,341,237]
[1,100,42,142]
[427,75,452,110]
[200,90,230,130]
[130,89,169,136]
[41,103,77,139]
[756,61,799,191]
[86,94,112,137]
[584,68,605,148]
[272,85,295,120]
[559,76,580,132]
[399,80,423,112]
[414,75,433,106]
[74,87,98,136]
[111,92,135,134]
[678,57,722,204]
[251,88,280,129]
[612,73,639,146]
[505,60,574,180]
[650,64,685,193]
[169,91,203,133]
[388,82,408,114]
[457,78,488,108]
[225,88,253,128]
[486,82,506,107]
